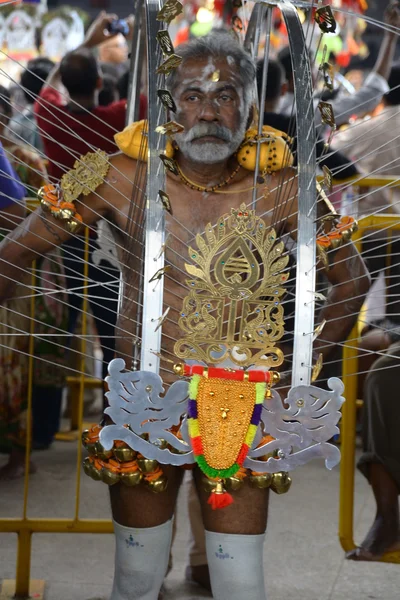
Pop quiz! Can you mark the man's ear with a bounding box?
[281,81,288,97]
[96,77,103,91]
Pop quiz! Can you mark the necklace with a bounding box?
[176,161,241,193]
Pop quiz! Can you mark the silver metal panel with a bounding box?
[100,359,194,466]
[244,377,344,472]
[140,0,167,372]
[279,0,317,387]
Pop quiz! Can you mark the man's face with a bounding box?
[172,57,248,164]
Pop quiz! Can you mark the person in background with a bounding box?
[34,12,145,393]
[333,63,400,323]
[99,74,119,106]
[0,86,68,452]
[347,322,400,561]
[8,57,54,153]
[256,59,359,180]
[278,2,400,130]
[0,142,31,478]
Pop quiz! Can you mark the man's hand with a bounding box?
[83,11,119,49]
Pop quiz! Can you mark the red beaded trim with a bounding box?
[183,364,272,383]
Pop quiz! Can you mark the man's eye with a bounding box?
[186,95,200,102]
[219,94,234,103]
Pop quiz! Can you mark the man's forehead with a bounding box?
[175,56,241,87]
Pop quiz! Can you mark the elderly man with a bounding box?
[0,32,369,600]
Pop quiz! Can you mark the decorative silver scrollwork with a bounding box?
[245,378,344,472]
[99,358,194,466]
[100,359,344,473]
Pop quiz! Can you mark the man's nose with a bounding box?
[199,98,220,121]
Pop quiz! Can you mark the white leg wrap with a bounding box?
[111,518,173,600]
[205,530,267,600]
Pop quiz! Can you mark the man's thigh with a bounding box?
[193,468,269,535]
[109,464,184,528]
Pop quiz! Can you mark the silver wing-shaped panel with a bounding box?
[99,358,194,466]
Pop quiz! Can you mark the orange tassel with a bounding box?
[207,481,234,510]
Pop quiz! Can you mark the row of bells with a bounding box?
[203,471,292,494]
[82,430,168,493]
[83,457,168,492]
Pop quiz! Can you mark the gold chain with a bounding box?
[176,161,242,193]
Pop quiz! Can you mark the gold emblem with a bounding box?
[313,320,327,341]
[318,102,336,128]
[156,54,183,76]
[322,166,333,193]
[315,6,337,34]
[61,150,110,203]
[159,154,179,176]
[312,353,323,382]
[210,70,220,82]
[156,0,183,24]
[155,121,184,135]
[158,190,173,214]
[157,89,177,112]
[149,266,171,283]
[156,30,175,56]
[321,61,335,91]
[174,203,289,367]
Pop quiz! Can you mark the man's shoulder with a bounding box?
[34,87,64,118]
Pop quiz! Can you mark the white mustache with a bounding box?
[180,123,233,143]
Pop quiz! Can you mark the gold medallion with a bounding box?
[174,203,289,368]
[156,54,183,76]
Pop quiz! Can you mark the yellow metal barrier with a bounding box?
[339,209,400,564]
[0,223,113,599]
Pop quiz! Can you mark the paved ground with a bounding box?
[0,439,399,600]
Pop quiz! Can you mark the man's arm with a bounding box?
[0,152,133,302]
[318,2,400,129]
[313,243,370,361]
[280,171,370,362]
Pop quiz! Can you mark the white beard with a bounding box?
[175,119,247,165]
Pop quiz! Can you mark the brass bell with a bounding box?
[81,429,90,448]
[59,208,74,221]
[94,441,113,461]
[270,472,292,495]
[85,441,97,457]
[173,363,184,377]
[137,457,159,473]
[113,447,136,462]
[101,468,120,486]
[202,477,218,493]
[225,476,244,491]
[83,457,93,477]
[120,471,143,487]
[249,472,273,489]
[148,476,168,493]
[67,219,81,233]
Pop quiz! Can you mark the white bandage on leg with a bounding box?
[205,529,267,600]
[111,518,173,600]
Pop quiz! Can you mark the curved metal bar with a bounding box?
[279,0,317,387]
[141,0,167,373]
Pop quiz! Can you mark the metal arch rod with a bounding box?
[117,0,145,324]
[126,0,145,126]
[278,0,317,387]
[140,0,167,373]
[252,5,273,209]
[244,2,267,57]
